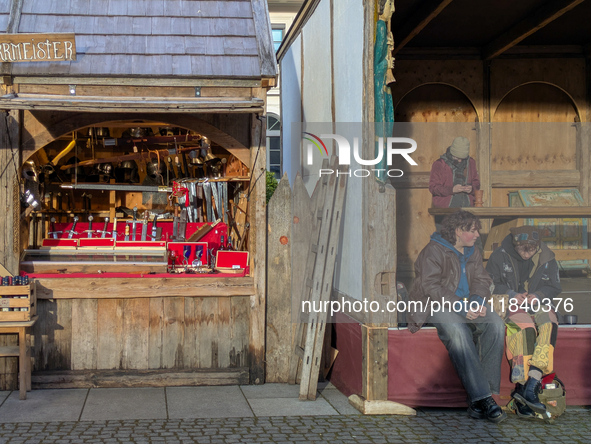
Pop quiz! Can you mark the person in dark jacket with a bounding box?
[408,210,506,423]
[486,225,561,418]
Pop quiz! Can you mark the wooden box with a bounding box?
[0,281,37,322]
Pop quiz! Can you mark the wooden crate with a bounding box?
[0,281,37,322]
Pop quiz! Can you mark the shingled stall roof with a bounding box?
[1,0,277,79]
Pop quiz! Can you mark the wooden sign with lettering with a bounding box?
[0,33,76,62]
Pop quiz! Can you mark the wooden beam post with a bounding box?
[248,88,267,384]
[392,0,454,56]
[478,61,492,232]
[361,325,388,400]
[0,109,21,275]
[482,0,586,60]
[581,55,591,205]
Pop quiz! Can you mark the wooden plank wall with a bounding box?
[0,108,20,389]
[0,296,252,390]
[391,57,591,277]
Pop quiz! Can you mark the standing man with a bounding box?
[486,225,561,417]
[408,210,506,423]
[429,136,480,208]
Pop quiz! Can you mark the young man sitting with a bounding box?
[485,225,561,418]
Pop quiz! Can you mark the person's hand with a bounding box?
[527,293,538,303]
[466,308,480,320]
[453,184,464,194]
[478,305,487,317]
[513,292,528,303]
[463,185,473,193]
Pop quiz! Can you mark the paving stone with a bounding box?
[81,388,167,421]
[167,386,253,419]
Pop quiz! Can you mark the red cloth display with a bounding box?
[26,269,248,279]
[330,312,591,406]
[49,221,228,248]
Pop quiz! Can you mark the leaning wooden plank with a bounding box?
[288,161,329,385]
[299,157,339,400]
[307,167,349,400]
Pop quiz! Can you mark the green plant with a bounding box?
[266,171,279,204]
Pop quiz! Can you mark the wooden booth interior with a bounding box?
[1,111,262,391]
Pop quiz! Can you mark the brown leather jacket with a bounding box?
[408,238,493,333]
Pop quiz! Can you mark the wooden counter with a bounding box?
[6,276,257,389]
[35,277,255,299]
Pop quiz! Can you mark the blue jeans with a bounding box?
[429,307,505,403]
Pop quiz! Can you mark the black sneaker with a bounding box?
[469,397,507,423]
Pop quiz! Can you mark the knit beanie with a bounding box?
[449,137,470,159]
[510,226,541,248]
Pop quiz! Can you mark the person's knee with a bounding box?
[438,323,473,348]
[484,312,506,337]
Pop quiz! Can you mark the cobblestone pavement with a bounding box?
[1,409,590,444]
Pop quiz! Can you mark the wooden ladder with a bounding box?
[290,157,348,400]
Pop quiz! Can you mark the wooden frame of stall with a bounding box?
[0,0,277,390]
[276,0,591,411]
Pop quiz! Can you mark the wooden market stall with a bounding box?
[0,0,277,391]
[277,0,591,410]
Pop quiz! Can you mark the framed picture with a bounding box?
[518,189,584,207]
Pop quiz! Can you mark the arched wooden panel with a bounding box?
[394,84,478,273]
[491,82,578,206]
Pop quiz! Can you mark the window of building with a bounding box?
[266,114,281,179]
[272,25,285,52]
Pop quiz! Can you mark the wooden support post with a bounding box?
[248,88,267,384]
[361,325,388,400]
[0,109,21,275]
[265,174,292,383]
[581,55,591,205]
[478,61,492,235]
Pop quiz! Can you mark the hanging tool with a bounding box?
[175,156,184,178]
[179,208,187,241]
[181,151,191,178]
[203,182,212,222]
[46,191,54,211]
[172,205,179,241]
[167,156,176,183]
[56,192,63,222]
[124,224,130,241]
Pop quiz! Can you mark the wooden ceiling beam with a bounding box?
[392,0,455,56]
[482,0,587,60]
